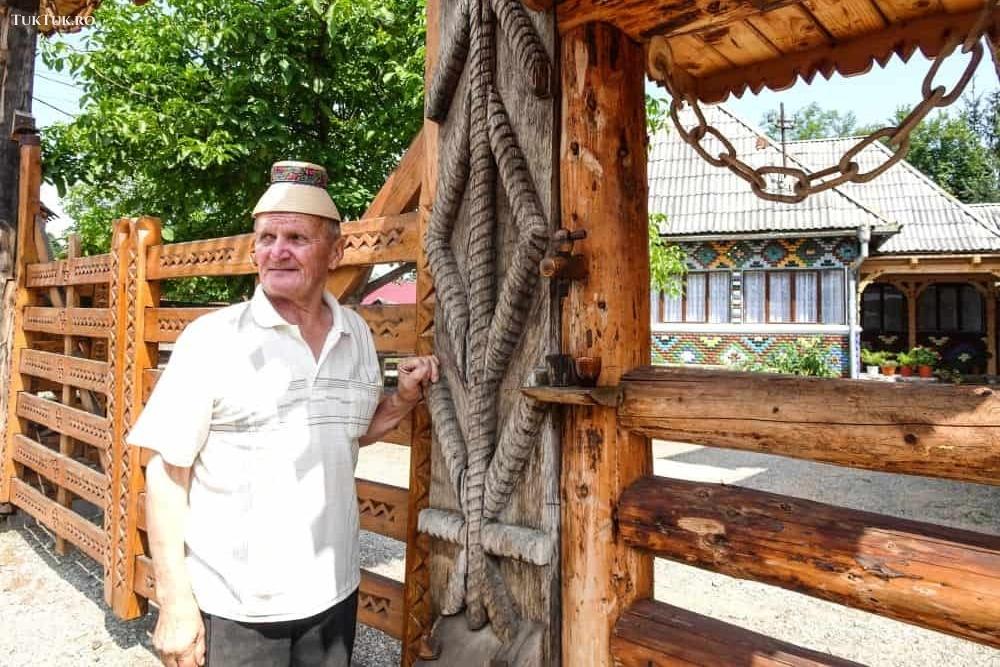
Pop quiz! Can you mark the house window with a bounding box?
[917,284,984,333]
[658,271,730,323]
[744,269,846,324]
[862,284,907,332]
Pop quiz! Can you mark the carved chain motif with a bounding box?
[421,0,552,644]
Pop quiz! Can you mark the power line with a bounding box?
[33,96,77,117]
[37,72,82,90]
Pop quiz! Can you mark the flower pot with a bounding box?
[881,365,896,376]
[866,365,880,377]
[899,365,913,377]
[918,364,934,378]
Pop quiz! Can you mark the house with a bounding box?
[651,105,1000,377]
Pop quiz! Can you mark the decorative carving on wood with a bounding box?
[25,253,112,287]
[421,0,553,644]
[16,392,111,450]
[22,307,111,338]
[357,479,409,542]
[13,434,108,508]
[19,349,110,394]
[11,479,107,563]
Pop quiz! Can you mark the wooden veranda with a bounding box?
[3,0,1000,666]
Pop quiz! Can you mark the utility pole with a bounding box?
[0,0,39,515]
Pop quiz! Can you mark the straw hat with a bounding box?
[252,161,341,222]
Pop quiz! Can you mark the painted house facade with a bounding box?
[651,106,1000,377]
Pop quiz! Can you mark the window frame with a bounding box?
[658,270,732,324]
[917,283,986,334]
[862,283,908,334]
[744,268,847,325]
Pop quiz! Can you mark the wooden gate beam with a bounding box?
[560,22,652,667]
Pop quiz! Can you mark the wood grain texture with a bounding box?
[16,392,111,450]
[357,479,410,542]
[25,253,113,287]
[19,349,109,394]
[612,599,863,666]
[22,307,110,338]
[557,0,798,38]
[619,366,1000,485]
[13,434,108,508]
[11,478,107,564]
[560,22,652,667]
[619,476,1000,648]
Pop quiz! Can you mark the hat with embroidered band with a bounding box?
[252,161,342,222]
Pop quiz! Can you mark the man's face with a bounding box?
[253,212,344,302]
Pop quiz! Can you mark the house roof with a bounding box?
[650,105,895,238]
[787,138,1000,254]
[361,281,416,306]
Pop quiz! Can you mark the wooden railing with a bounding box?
[527,366,1000,663]
[2,131,432,665]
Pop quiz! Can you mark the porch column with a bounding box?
[560,22,652,667]
[906,283,919,351]
[987,286,997,375]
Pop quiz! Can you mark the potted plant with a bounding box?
[880,356,899,376]
[896,351,914,377]
[910,346,939,378]
[860,348,883,376]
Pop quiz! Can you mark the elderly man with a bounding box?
[129,161,438,667]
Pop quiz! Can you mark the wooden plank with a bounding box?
[557,0,799,39]
[143,307,215,344]
[11,478,107,564]
[22,307,111,338]
[746,4,830,53]
[683,8,989,103]
[358,304,417,355]
[697,21,781,68]
[619,476,1000,648]
[57,234,83,555]
[133,555,405,640]
[666,33,733,78]
[17,392,111,450]
[521,385,623,407]
[25,254,113,288]
[19,349,110,394]
[357,479,409,542]
[873,0,943,22]
[561,22,652,667]
[802,0,886,40]
[13,434,107,508]
[341,212,421,266]
[359,569,406,640]
[618,366,1000,485]
[612,599,863,666]
[142,368,161,404]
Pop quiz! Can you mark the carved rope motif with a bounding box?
[423,0,552,644]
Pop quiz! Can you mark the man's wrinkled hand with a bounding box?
[396,354,440,403]
[152,599,206,667]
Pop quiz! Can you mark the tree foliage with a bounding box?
[42,0,426,299]
[761,103,863,141]
[645,96,687,296]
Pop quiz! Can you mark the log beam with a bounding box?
[560,22,652,667]
[619,476,1000,648]
[612,599,863,666]
[619,366,1000,486]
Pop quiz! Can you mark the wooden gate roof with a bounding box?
[552,0,994,104]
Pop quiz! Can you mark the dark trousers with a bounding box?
[202,589,358,667]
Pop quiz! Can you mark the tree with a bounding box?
[894,106,1000,203]
[761,102,861,141]
[41,0,426,300]
[646,95,687,296]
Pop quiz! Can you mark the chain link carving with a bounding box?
[657,0,998,204]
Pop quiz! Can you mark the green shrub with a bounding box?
[736,339,838,378]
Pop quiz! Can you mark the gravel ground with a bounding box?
[1,440,997,666]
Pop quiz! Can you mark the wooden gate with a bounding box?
[1,123,432,665]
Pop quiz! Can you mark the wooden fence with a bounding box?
[1,129,432,665]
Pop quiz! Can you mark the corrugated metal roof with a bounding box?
[787,138,1000,254]
[650,106,894,238]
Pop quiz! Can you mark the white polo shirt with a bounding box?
[127,286,381,622]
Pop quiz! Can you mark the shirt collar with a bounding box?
[250,284,349,335]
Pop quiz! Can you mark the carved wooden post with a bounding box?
[0,126,41,505]
[105,216,161,619]
[559,22,653,667]
[55,234,82,554]
[402,1,438,662]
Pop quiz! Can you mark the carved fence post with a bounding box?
[105,216,161,619]
[560,23,653,667]
[0,128,41,506]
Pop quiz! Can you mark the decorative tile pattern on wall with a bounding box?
[680,237,858,270]
[652,333,851,377]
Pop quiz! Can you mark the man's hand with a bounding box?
[396,355,440,403]
[152,598,206,667]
